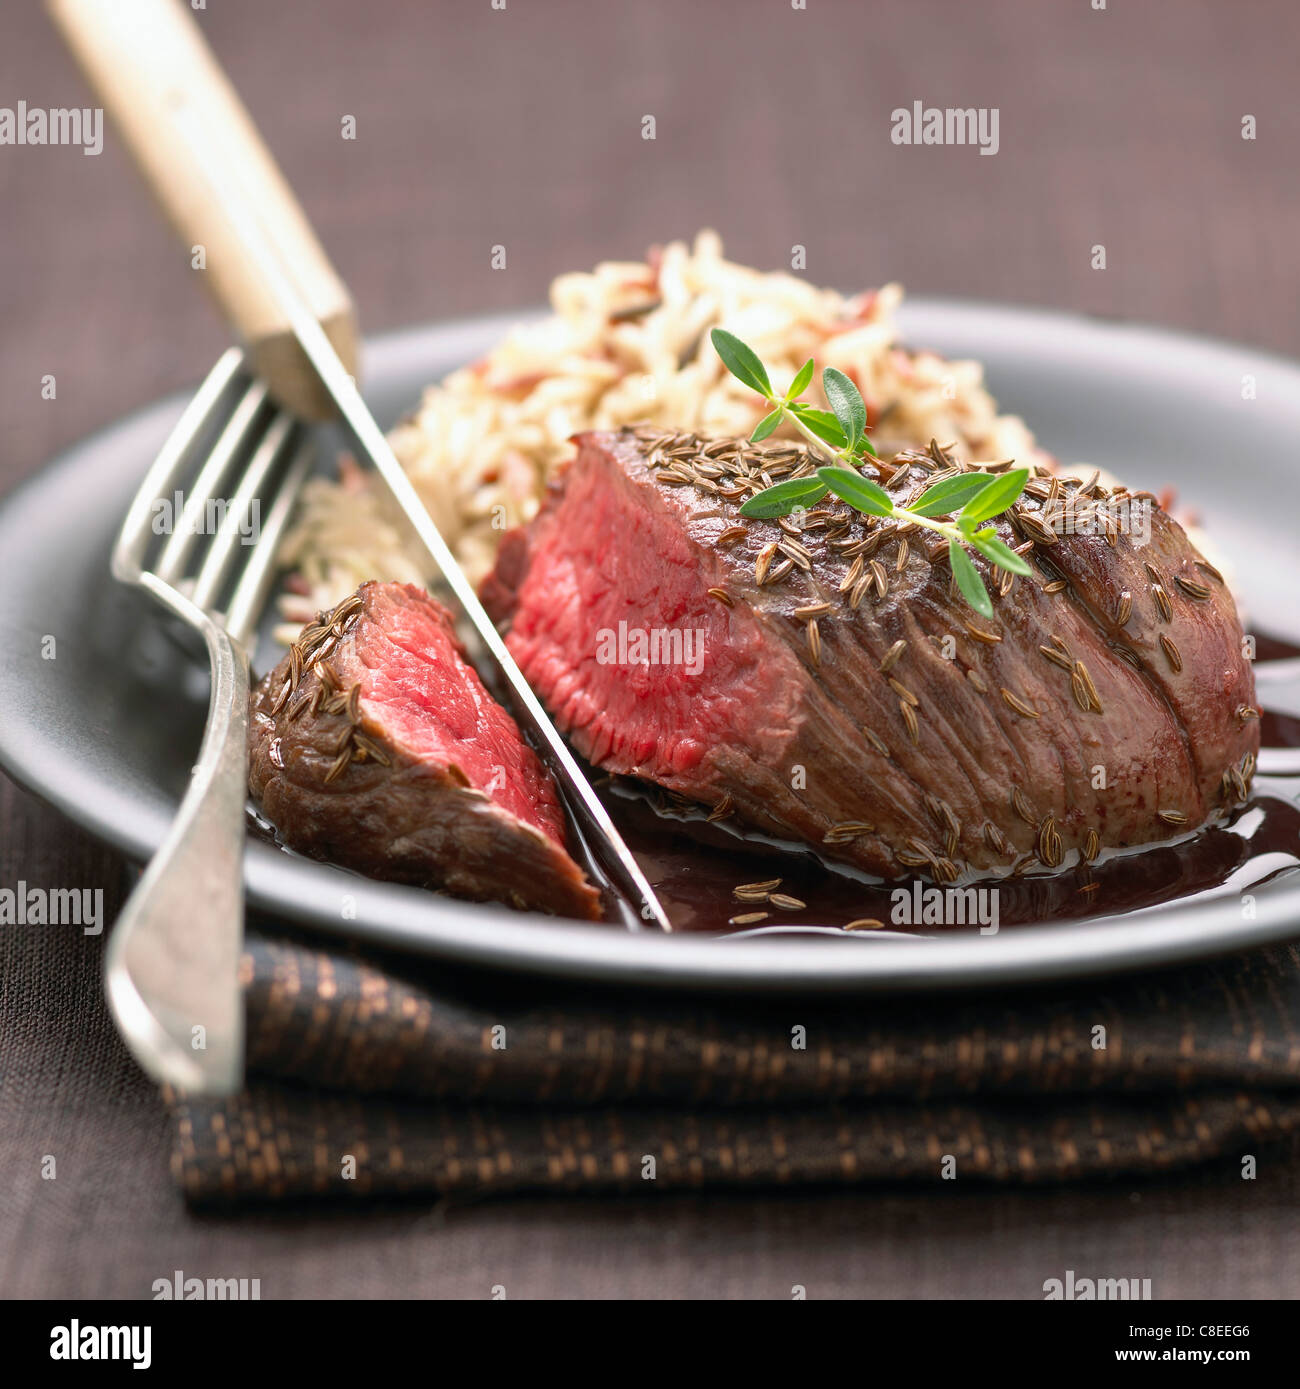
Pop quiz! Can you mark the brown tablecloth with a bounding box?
[171,930,1300,1203]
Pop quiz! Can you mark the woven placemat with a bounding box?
[168,930,1300,1203]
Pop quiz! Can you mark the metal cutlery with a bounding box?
[108,350,312,1092]
[51,0,673,1094]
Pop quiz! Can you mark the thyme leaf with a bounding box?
[711,329,1033,616]
[786,358,815,402]
[750,407,782,442]
[911,472,993,517]
[948,540,993,618]
[823,367,866,452]
[710,328,771,398]
[737,476,829,519]
[959,468,1030,525]
[815,466,893,518]
[789,404,848,450]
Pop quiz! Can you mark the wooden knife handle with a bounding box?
[46,0,357,420]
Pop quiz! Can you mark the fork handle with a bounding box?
[105,595,249,1095]
[46,0,357,421]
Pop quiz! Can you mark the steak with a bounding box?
[481,428,1260,882]
[249,581,600,919]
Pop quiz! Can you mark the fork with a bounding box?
[107,349,313,1094]
[58,0,673,1096]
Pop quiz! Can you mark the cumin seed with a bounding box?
[806,618,822,667]
[1037,815,1063,868]
[879,639,907,673]
[889,678,919,707]
[323,748,352,784]
[1040,645,1073,672]
[1175,575,1212,600]
[351,733,391,767]
[1070,670,1091,713]
[1073,660,1102,713]
[754,541,777,585]
[864,728,892,758]
[735,878,782,895]
[777,539,812,571]
[706,794,734,822]
[1000,687,1041,718]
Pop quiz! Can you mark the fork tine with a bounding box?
[223,435,315,648]
[153,380,269,588]
[189,409,300,617]
[113,348,247,585]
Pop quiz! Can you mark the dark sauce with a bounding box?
[601,779,1300,935]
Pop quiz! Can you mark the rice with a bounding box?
[276,230,1045,632]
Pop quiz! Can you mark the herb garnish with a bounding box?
[710,328,1033,617]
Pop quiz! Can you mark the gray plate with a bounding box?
[2,301,1299,993]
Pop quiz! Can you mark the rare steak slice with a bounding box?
[481,428,1260,883]
[249,581,600,919]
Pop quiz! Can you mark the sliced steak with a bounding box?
[481,428,1259,882]
[249,581,600,919]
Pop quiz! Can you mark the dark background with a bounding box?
[2,0,1298,1297]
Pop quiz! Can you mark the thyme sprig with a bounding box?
[711,328,1033,618]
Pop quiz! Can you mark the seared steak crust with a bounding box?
[482,429,1259,882]
[249,582,600,919]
